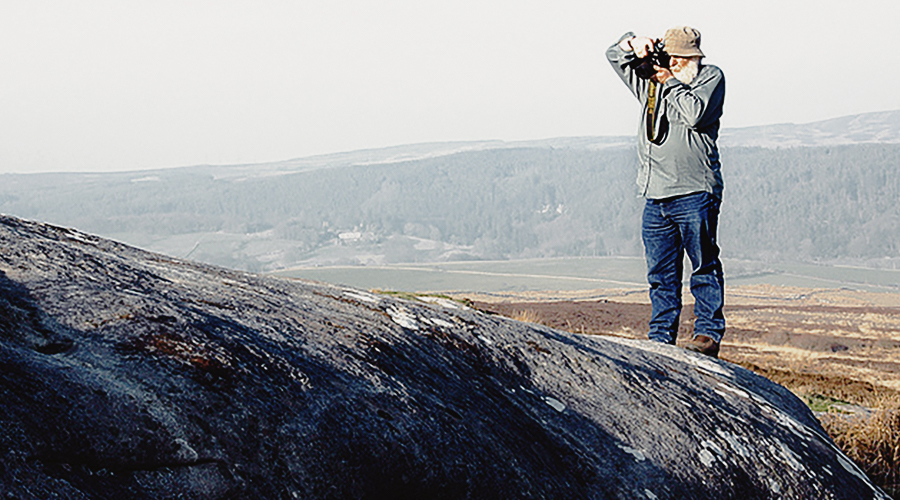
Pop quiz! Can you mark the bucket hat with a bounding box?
[663,26,704,57]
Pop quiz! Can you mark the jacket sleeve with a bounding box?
[659,65,725,130]
[606,32,647,101]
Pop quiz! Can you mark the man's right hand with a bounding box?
[619,36,655,58]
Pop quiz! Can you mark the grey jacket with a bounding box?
[606,33,725,200]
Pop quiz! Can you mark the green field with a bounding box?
[272,257,900,294]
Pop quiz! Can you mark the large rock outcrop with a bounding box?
[0,215,888,499]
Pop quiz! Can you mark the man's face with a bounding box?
[668,56,690,72]
[668,55,701,84]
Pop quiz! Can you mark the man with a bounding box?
[606,26,725,357]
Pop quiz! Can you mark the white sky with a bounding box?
[1,0,898,174]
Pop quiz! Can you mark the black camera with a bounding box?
[629,39,670,79]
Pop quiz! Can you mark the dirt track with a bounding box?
[466,285,900,406]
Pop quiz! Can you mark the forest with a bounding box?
[1,142,897,271]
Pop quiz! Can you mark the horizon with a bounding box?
[3,106,896,176]
[1,108,897,176]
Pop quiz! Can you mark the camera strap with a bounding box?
[646,81,659,142]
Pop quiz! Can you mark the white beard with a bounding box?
[673,59,700,84]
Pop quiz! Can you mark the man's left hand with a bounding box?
[653,65,674,84]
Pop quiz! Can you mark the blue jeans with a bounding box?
[642,191,725,344]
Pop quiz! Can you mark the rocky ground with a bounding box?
[0,215,891,499]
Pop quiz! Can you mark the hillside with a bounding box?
[1,111,898,272]
[0,215,889,499]
[720,111,900,148]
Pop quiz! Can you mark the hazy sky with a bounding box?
[2,0,897,174]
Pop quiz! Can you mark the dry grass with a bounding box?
[728,359,897,409]
[510,309,542,324]
[820,398,900,498]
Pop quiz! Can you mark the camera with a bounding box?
[629,39,670,79]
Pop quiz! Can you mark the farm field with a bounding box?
[276,257,900,296]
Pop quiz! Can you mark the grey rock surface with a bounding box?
[0,215,888,499]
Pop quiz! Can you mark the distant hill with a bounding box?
[110,110,900,181]
[719,110,900,148]
[1,110,898,272]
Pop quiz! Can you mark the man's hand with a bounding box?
[653,65,674,84]
[618,36,654,58]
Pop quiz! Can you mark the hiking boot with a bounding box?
[684,335,720,358]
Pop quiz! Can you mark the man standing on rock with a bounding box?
[606,26,725,357]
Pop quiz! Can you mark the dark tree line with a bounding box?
[1,143,898,268]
